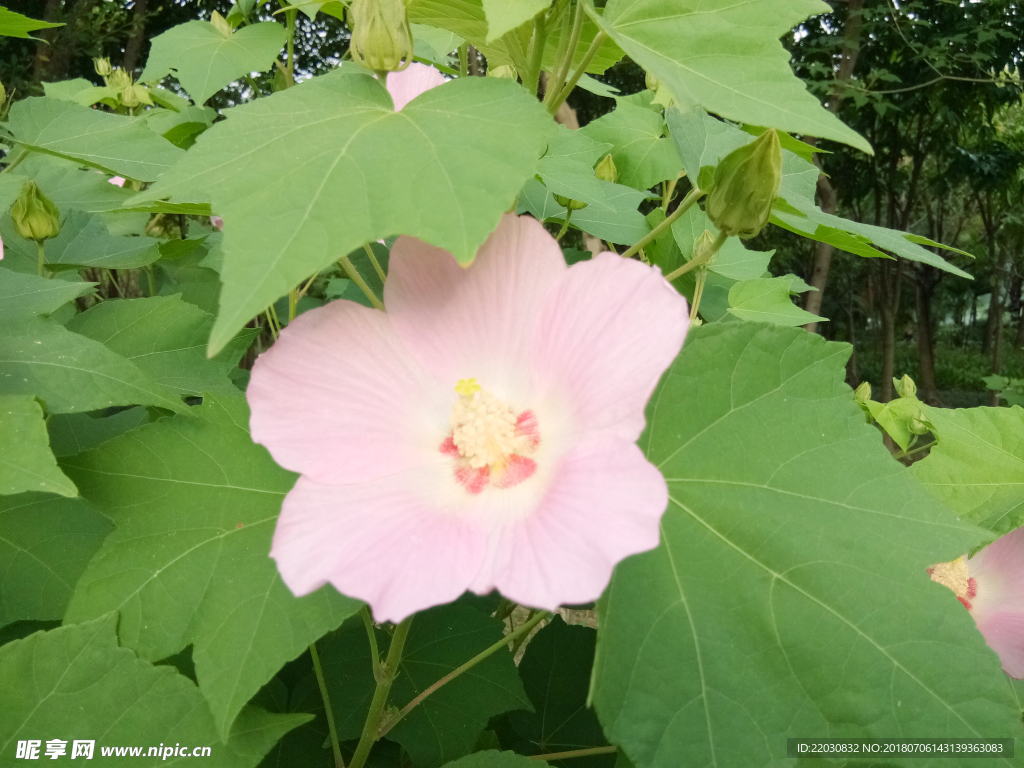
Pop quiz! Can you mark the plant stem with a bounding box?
[689,268,707,321]
[621,187,703,260]
[523,12,550,98]
[380,610,550,738]
[310,641,345,768]
[244,74,262,98]
[348,617,415,768]
[547,30,608,114]
[545,0,585,109]
[285,8,297,85]
[458,43,469,77]
[661,177,678,212]
[530,746,618,761]
[361,606,382,682]
[338,254,385,309]
[893,438,937,461]
[555,208,572,241]
[264,310,279,341]
[288,289,298,322]
[363,243,387,283]
[663,230,728,283]
[1,148,26,175]
[413,55,459,76]
[36,240,46,277]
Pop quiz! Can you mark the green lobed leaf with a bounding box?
[47,408,151,458]
[13,153,133,213]
[131,71,555,354]
[0,316,188,414]
[0,172,28,213]
[61,395,361,740]
[141,21,287,106]
[579,102,682,191]
[536,127,648,213]
[440,751,549,768]
[319,604,532,768]
[0,6,63,39]
[541,14,625,77]
[727,277,825,326]
[516,177,650,245]
[6,97,185,182]
[590,323,1023,768]
[912,406,1024,535]
[0,493,110,627]
[66,296,254,398]
[34,209,163,271]
[593,0,871,152]
[669,205,773,282]
[0,268,94,320]
[481,0,548,42]
[0,615,310,765]
[408,0,530,71]
[0,395,77,497]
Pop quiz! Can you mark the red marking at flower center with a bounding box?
[439,409,539,495]
[959,576,979,610]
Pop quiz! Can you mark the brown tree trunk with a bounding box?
[32,0,63,82]
[990,250,1006,406]
[802,0,864,332]
[36,0,101,83]
[913,264,941,405]
[122,0,150,74]
[878,258,903,402]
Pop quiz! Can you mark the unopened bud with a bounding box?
[12,181,60,241]
[349,0,413,73]
[692,229,717,263]
[93,57,112,77]
[108,68,132,90]
[595,154,617,184]
[705,129,782,239]
[210,10,233,38]
[645,71,659,91]
[553,194,587,211]
[909,413,931,436]
[854,381,872,405]
[0,78,6,106]
[487,65,518,80]
[122,84,143,108]
[894,374,917,399]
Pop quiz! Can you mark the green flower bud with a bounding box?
[487,65,518,80]
[909,413,931,436]
[595,153,617,184]
[644,71,660,91]
[705,129,782,239]
[894,374,917,399]
[12,181,60,241]
[349,0,414,73]
[692,229,717,263]
[0,78,6,106]
[108,68,132,90]
[553,194,587,211]
[93,57,112,77]
[854,381,872,406]
[210,10,233,38]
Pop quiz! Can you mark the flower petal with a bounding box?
[973,611,1024,679]
[271,473,486,622]
[386,63,446,112]
[385,214,567,403]
[248,300,450,485]
[469,437,667,608]
[970,526,1024,616]
[531,252,689,441]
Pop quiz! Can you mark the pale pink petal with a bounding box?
[385,214,567,403]
[973,612,1024,679]
[531,252,689,442]
[0,231,4,260]
[248,299,451,485]
[469,437,667,608]
[386,62,446,112]
[210,215,224,231]
[271,473,486,622]
[970,526,1024,615]
[109,176,126,187]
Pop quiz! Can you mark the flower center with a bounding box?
[440,378,540,494]
[927,556,978,609]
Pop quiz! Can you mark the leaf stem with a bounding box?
[663,230,728,283]
[458,43,469,77]
[338,254,384,309]
[379,610,550,738]
[288,289,298,322]
[893,438,937,461]
[661,177,678,213]
[36,240,46,277]
[361,606,382,682]
[413,55,459,77]
[523,12,551,98]
[348,616,414,768]
[547,30,608,115]
[363,243,387,283]
[555,208,572,241]
[310,641,345,768]
[545,0,585,109]
[285,7,297,85]
[530,746,618,761]
[621,187,702,260]
[1,148,26,175]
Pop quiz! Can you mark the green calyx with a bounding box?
[705,129,782,240]
[894,374,917,399]
[350,0,414,74]
[595,153,618,184]
[12,181,60,242]
[553,194,587,211]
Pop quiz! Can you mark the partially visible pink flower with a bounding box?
[248,214,689,622]
[383,62,445,112]
[1,230,4,260]
[109,176,126,187]
[929,526,1024,678]
[210,216,224,231]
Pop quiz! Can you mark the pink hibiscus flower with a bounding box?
[384,62,445,111]
[247,214,689,621]
[109,176,126,187]
[929,526,1024,678]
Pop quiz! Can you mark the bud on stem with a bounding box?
[705,129,782,239]
[12,181,60,242]
[350,0,414,73]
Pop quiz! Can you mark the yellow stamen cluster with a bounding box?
[929,556,970,601]
[451,384,517,470]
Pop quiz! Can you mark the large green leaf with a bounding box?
[0,615,309,765]
[62,396,361,740]
[141,21,287,106]
[0,268,94,320]
[536,127,648,213]
[131,71,554,354]
[6,97,185,182]
[0,493,110,627]
[0,317,187,414]
[48,408,151,458]
[496,617,612,768]
[13,153,133,213]
[727,277,823,326]
[66,296,252,397]
[590,323,1022,768]
[319,604,531,767]
[481,0,547,41]
[0,396,76,497]
[408,0,530,70]
[516,177,649,245]
[669,205,772,282]
[0,7,62,39]
[593,0,870,152]
[579,102,682,191]
[441,752,549,768]
[34,209,162,271]
[912,406,1024,535]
